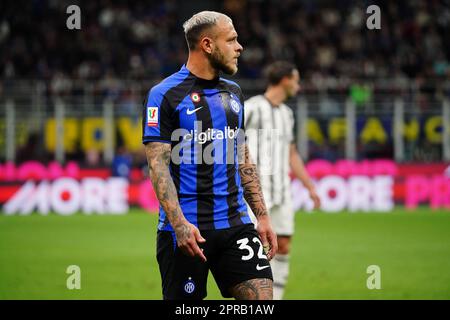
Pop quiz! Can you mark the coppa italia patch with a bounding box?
[147,107,158,127]
[190,92,201,103]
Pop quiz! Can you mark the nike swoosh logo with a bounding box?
[256,264,270,271]
[186,107,203,115]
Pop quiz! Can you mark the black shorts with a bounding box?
[156,223,273,300]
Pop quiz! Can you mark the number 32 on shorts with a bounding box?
[236,237,268,261]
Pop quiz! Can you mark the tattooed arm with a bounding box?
[238,143,278,260]
[145,142,206,262]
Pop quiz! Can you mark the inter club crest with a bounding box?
[230,99,240,114]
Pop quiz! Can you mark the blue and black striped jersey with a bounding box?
[142,65,252,231]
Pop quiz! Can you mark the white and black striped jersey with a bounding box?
[244,95,295,209]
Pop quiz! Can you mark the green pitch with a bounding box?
[1,208,450,299]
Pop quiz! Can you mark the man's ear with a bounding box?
[280,76,290,86]
[199,36,214,54]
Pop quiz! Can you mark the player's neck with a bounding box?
[264,87,286,107]
[186,53,219,80]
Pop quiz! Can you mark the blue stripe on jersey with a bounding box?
[171,231,177,251]
[220,77,240,89]
[175,94,199,166]
[204,89,231,229]
[158,204,167,230]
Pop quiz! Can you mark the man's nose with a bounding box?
[237,42,243,53]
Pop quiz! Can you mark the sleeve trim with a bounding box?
[142,136,172,144]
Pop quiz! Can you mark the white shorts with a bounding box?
[247,202,295,236]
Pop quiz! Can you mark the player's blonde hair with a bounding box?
[183,11,232,50]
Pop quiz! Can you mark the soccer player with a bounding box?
[142,11,277,300]
[244,61,321,300]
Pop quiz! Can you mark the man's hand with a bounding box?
[256,215,278,261]
[308,187,321,210]
[173,219,207,262]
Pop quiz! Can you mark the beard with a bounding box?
[286,89,296,99]
[209,48,237,75]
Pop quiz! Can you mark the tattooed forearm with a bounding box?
[230,278,273,300]
[238,144,268,218]
[145,142,184,226]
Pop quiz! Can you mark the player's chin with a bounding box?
[287,90,297,99]
[223,63,238,75]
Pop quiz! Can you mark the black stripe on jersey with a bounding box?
[222,92,242,227]
[279,108,287,204]
[194,90,215,230]
[245,107,253,129]
[270,105,276,204]
[170,109,181,193]
[257,102,262,169]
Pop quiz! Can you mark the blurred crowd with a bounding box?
[1,0,449,82]
[1,0,448,164]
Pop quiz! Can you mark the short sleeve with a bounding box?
[142,88,174,144]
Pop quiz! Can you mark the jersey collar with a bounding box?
[181,64,220,87]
